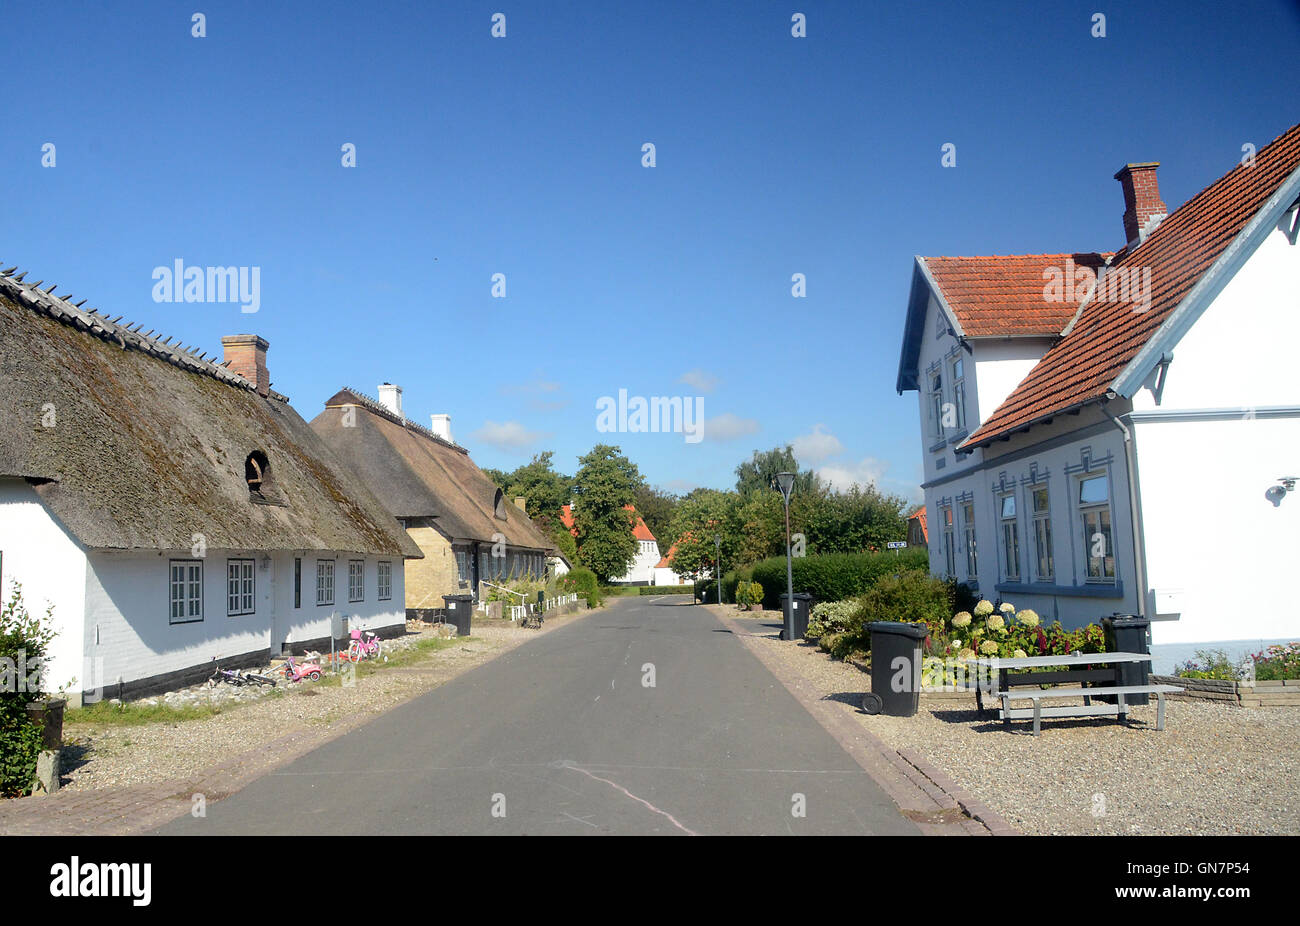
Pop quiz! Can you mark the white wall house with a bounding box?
[897,126,1300,648]
[560,503,662,585]
[0,277,420,703]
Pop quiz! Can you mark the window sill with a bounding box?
[995,581,1124,599]
[928,438,948,453]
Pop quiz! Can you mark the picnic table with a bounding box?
[972,652,1182,735]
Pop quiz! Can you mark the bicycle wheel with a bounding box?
[371,639,381,660]
[347,641,362,663]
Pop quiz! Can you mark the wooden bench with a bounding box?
[999,684,1184,735]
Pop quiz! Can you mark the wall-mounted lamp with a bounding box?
[1266,477,1297,507]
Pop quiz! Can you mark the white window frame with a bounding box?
[316,559,335,606]
[928,372,944,439]
[962,501,978,580]
[1031,485,1054,582]
[950,355,967,431]
[1078,474,1116,583]
[999,493,1020,582]
[377,561,392,601]
[170,559,203,624]
[940,505,956,577]
[348,559,365,603]
[227,558,255,616]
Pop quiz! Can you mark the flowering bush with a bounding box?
[805,599,857,639]
[1016,609,1040,628]
[952,611,971,628]
[987,614,1006,633]
[1252,642,1300,681]
[973,600,994,618]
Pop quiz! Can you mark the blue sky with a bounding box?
[4,1,1297,501]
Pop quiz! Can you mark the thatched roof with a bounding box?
[0,270,420,557]
[310,388,556,552]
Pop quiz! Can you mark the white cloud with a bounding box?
[703,413,760,442]
[679,369,719,393]
[662,478,699,493]
[470,420,552,452]
[791,424,844,464]
[816,457,889,492]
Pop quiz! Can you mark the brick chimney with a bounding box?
[221,335,270,396]
[1114,162,1167,247]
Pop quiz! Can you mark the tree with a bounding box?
[571,444,642,583]
[502,452,573,532]
[734,445,822,497]
[632,484,680,551]
[667,489,740,581]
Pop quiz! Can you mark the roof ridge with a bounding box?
[0,267,287,399]
[923,252,1112,261]
[338,386,468,454]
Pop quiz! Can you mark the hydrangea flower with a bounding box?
[952,611,972,628]
[958,648,977,661]
[999,602,1016,615]
[987,614,1006,632]
[973,600,994,618]
[1016,609,1040,628]
[979,640,999,655]
[1013,649,1028,659]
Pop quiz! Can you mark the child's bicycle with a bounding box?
[347,629,381,662]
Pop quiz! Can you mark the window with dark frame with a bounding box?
[1079,474,1116,582]
[294,557,301,609]
[348,559,364,603]
[962,501,978,580]
[999,493,1020,581]
[941,505,955,577]
[377,561,392,601]
[1031,485,1054,581]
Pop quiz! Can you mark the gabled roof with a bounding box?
[0,271,418,557]
[907,504,928,543]
[896,253,1107,393]
[655,541,678,569]
[964,122,1300,449]
[310,388,555,551]
[559,503,655,542]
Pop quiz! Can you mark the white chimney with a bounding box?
[377,383,403,419]
[430,413,453,443]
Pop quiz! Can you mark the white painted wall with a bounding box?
[971,338,1055,423]
[0,479,87,698]
[611,539,661,584]
[652,566,688,586]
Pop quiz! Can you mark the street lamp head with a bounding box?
[714,534,721,546]
[776,471,796,500]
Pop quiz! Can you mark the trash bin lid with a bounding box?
[1104,615,1149,628]
[866,621,930,639]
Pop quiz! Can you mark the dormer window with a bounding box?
[246,450,270,497]
[494,488,508,520]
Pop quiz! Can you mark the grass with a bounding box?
[64,634,476,728]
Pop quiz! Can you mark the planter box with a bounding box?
[1152,674,1300,708]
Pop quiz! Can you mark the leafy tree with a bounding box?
[571,445,642,583]
[632,484,680,551]
[502,452,573,529]
[668,489,740,581]
[481,467,511,491]
[734,445,822,497]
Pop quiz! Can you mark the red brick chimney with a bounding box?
[1114,162,1167,247]
[221,334,271,396]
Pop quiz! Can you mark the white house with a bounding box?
[652,542,691,586]
[0,272,420,703]
[897,122,1300,648]
[559,503,662,585]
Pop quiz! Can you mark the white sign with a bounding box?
[886,541,907,550]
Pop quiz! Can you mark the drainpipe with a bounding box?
[1100,399,1146,618]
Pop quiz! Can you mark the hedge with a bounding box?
[741,548,930,611]
[640,586,694,596]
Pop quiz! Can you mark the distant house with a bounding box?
[906,505,928,547]
[652,542,690,586]
[0,274,418,703]
[559,503,662,585]
[310,386,556,611]
[896,123,1300,646]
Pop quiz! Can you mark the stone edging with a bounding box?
[1152,674,1300,708]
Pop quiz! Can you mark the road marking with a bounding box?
[559,811,599,829]
[564,763,700,836]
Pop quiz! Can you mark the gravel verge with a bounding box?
[724,609,1300,836]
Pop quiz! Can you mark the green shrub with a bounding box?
[1,584,58,797]
[845,568,951,650]
[749,549,930,611]
[720,566,753,604]
[734,580,765,610]
[558,567,603,608]
[639,585,694,596]
[806,599,856,639]
[1175,648,1244,681]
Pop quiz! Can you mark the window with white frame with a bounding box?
[949,356,967,431]
[226,558,255,616]
[999,493,1020,581]
[455,549,469,583]
[377,561,392,601]
[928,372,944,438]
[941,506,956,576]
[1079,474,1115,582]
[348,560,364,602]
[170,560,203,623]
[1031,485,1053,581]
[316,559,335,606]
[962,501,978,579]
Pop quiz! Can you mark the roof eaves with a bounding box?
[1111,162,1300,398]
[896,257,964,394]
[959,396,1103,452]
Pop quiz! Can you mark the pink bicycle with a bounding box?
[347,628,381,663]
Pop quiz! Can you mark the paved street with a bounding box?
[157,597,918,835]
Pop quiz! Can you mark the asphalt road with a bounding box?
[157,596,918,835]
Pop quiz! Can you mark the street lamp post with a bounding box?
[776,472,796,638]
[714,534,722,605]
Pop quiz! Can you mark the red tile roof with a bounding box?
[964,122,1300,449]
[924,253,1111,337]
[655,541,679,569]
[559,503,656,542]
[907,504,928,543]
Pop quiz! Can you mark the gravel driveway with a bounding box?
[59,611,591,794]
[726,610,1300,836]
